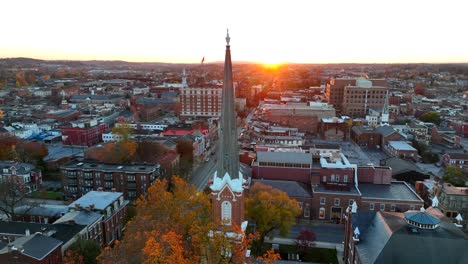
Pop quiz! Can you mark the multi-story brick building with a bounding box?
[258,102,336,133]
[132,97,179,121]
[325,77,388,117]
[351,126,382,149]
[384,141,418,159]
[67,191,129,246]
[251,147,313,183]
[61,160,161,200]
[180,86,222,119]
[318,117,349,141]
[251,147,423,221]
[61,119,109,146]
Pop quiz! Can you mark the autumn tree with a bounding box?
[295,229,316,256]
[0,135,48,168]
[99,176,213,263]
[245,182,301,254]
[65,239,101,264]
[414,83,426,95]
[443,165,467,187]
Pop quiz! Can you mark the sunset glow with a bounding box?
[1,0,467,64]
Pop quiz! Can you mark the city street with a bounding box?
[189,144,219,191]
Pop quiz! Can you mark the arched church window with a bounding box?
[221,201,232,226]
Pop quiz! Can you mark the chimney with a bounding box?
[25,229,30,236]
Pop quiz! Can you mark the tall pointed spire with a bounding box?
[217,28,240,180]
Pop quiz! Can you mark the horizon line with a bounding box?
[2,56,468,65]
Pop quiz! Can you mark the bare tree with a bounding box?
[0,177,39,220]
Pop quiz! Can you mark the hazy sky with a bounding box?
[1,0,467,64]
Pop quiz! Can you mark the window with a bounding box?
[297,202,303,209]
[322,176,327,182]
[319,207,326,219]
[331,175,335,182]
[336,175,340,182]
[370,203,375,210]
[380,204,385,211]
[344,175,348,182]
[320,197,326,205]
[221,201,232,226]
[349,199,354,206]
[391,204,396,212]
[304,207,310,218]
[334,198,340,206]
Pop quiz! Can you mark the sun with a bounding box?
[260,61,284,70]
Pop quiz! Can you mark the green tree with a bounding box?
[245,182,301,254]
[66,238,101,264]
[112,123,134,141]
[443,165,467,187]
[419,112,441,125]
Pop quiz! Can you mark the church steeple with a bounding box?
[210,30,244,228]
[217,29,240,181]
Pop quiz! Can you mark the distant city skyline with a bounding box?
[1,0,467,64]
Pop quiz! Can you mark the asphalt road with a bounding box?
[189,144,219,191]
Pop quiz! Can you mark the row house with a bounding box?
[61,160,161,200]
[0,161,42,192]
[442,153,468,170]
[66,191,129,246]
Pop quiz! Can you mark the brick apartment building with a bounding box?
[179,86,222,119]
[325,77,388,117]
[61,119,109,146]
[61,160,161,200]
[384,141,418,159]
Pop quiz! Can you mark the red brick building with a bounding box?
[351,126,382,149]
[132,97,180,121]
[319,117,349,141]
[442,153,468,170]
[68,190,129,246]
[61,119,109,146]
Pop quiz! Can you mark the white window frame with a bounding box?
[380,204,385,211]
[320,197,326,205]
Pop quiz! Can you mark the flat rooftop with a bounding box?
[62,159,160,172]
[69,191,123,210]
[252,179,312,198]
[314,184,361,196]
[359,182,422,201]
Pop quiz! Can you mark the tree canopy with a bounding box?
[64,239,101,264]
[443,165,467,187]
[419,112,441,125]
[245,182,301,254]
